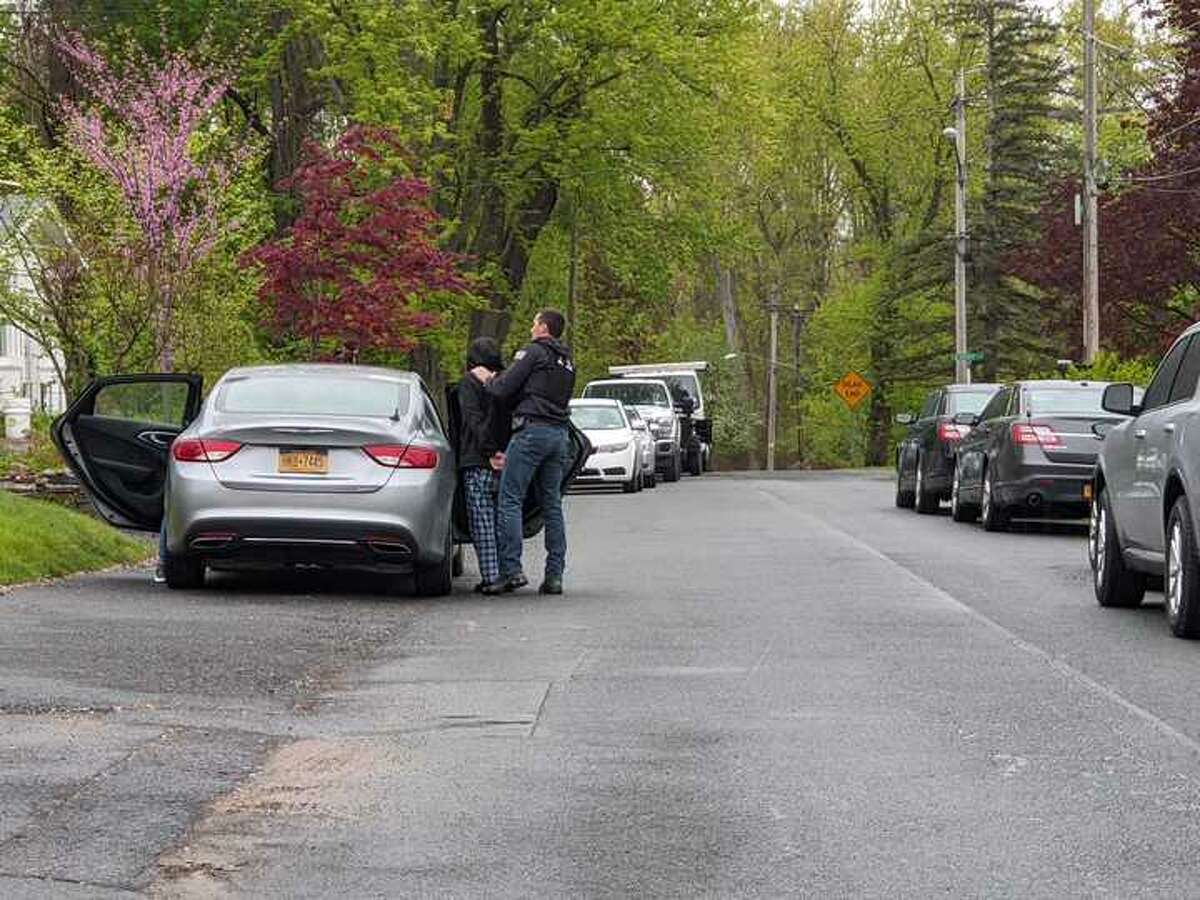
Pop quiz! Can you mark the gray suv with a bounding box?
[1091,323,1200,636]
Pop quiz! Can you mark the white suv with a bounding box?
[580,379,682,482]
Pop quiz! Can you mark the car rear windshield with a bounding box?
[947,391,995,415]
[656,374,700,407]
[571,406,626,430]
[583,382,671,407]
[1026,388,1106,415]
[218,375,411,417]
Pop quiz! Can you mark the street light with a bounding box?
[943,70,970,385]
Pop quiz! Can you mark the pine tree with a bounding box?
[954,0,1067,379]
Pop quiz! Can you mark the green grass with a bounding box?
[0,491,153,586]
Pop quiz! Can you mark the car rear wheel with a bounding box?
[686,447,703,476]
[663,452,681,483]
[950,460,978,523]
[981,467,1008,532]
[914,453,939,515]
[646,470,657,489]
[1091,487,1145,609]
[163,551,205,590]
[895,458,915,509]
[414,529,453,597]
[1165,496,1200,638]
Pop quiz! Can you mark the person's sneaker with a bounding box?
[539,576,563,595]
[473,580,486,593]
[152,565,166,584]
[480,579,506,596]
[502,572,528,593]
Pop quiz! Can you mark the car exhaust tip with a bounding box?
[365,538,413,557]
[190,532,238,550]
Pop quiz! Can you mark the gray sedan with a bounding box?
[54,364,586,596]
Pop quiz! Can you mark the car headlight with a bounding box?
[649,420,671,436]
[595,441,630,453]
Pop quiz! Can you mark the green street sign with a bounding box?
[955,351,985,364]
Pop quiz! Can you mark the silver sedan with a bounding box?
[56,365,467,595]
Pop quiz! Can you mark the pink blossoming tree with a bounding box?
[56,31,241,371]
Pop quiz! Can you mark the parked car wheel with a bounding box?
[914,453,939,515]
[1090,487,1145,609]
[414,530,453,597]
[980,466,1008,532]
[950,460,977,523]
[1165,496,1200,638]
[895,459,915,509]
[163,551,205,590]
[663,452,681,483]
[646,471,657,489]
[686,447,703,476]
[623,470,639,493]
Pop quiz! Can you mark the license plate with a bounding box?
[278,448,329,474]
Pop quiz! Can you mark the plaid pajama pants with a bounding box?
[462,466,501,584]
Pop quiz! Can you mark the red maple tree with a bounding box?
[244,126,467,361]
[1016,0,1200,356]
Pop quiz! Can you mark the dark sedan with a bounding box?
[950,380,1125,530]
[895,383,1001,513]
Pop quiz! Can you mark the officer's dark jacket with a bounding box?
[456,342,511,470]
[485,337,575,426]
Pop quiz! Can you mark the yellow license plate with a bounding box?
[278,448,329,474]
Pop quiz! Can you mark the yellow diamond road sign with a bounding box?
[834,371,872,410]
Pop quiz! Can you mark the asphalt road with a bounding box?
[5,470,1200,897]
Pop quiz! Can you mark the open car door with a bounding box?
[445,384,592,543]
[52,374,204,531]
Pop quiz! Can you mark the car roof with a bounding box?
[219,363,417,383]
[1012,379,1110,389]
[585,377,669,386]
[945,383,1002,392]
[570,398,621,406]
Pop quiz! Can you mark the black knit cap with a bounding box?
[466,336,503,371]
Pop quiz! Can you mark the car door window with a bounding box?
[979,388,1010,422]
[1006,389,1021,417]
[1168,336,1200,406]
[920,392,940,419]
[94,380,191,427]
[1142,336,1191,413]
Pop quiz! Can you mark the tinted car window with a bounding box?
[218,375,410,418]
[583,382,671,408]
[1026,388,1106,414]
[945,391,995,415]
[919,392,940,419]
[94,381,189,426]
[979,388,1010,421]
[570,406,626,430]
[1142,336,1191,412]
[1169,336,1200,405]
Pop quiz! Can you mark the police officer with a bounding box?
[471,309,575,594]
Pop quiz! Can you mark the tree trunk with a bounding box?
[268,13,324,232]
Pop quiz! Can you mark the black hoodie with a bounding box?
[456,340,511,470]
[484,337,575,427]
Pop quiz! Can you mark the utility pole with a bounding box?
[793,304,802,459]
[1082,0,1101,363]
[953,69,969,385]
[765,303,778,472]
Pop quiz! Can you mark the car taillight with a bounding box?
[171,438,243,463]
[1011,422,1063,448]
[363,444,439,468]
[939,422,969,442]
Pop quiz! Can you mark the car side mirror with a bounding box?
[1102,383,1139,417]
[952,412,980,426]
[894,412,915,425]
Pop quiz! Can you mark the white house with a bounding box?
[0,198,68,438]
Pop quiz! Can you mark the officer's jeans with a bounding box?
[498,424,569,579]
